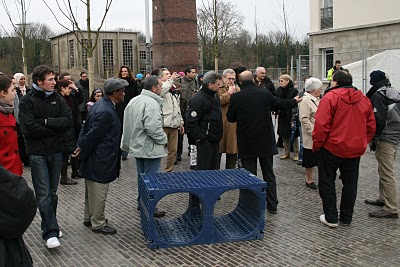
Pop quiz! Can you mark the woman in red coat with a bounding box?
[0,74,23,175]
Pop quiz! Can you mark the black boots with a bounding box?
[60,161,77,185]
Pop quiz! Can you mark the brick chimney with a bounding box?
[152,0,199,72]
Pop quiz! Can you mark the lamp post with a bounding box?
[145,0,152,73]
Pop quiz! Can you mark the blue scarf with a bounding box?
[32,83,54,97]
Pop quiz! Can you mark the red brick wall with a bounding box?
[153,0,200,72]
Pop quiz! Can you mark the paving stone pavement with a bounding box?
[21,142,400,267]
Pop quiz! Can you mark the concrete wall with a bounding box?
[334,0,400,29]
[310,0,400,32]
[309,0,321,33]
[309,22,400,80]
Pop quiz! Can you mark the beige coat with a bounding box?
[299,92,320,149]
[218,83,240,154]
[160,79,183,129]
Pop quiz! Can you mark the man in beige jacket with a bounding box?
[217,68,240,169]
[159,69,184,172]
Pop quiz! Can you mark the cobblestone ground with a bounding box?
[22,141,400,267]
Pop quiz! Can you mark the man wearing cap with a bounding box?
[365,70,400,218]
[73,77,127,235]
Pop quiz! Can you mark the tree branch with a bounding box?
[93,0,113,51]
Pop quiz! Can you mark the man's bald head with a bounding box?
[255,67,266,80]
[239,71,254,83]
[255,67,266,74]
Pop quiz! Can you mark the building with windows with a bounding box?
[51,31,143,78]
[308,0,400,81]
[51,31,203,78]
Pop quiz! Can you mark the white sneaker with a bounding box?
[59,231,63,238]
[319,214,338,228]
[46,237,60,249]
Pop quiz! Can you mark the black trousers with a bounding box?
[177,131,184,156]
[218,153,237,169]
[196,140,219,170]
[317,148,360,224]
[241,156,278,211]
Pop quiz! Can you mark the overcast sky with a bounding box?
[0,0,309,40]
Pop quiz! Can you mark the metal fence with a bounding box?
[297,48,400,94]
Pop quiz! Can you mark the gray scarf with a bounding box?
[0,99,14,114]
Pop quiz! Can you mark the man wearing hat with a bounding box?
[365,70,400,218]
[73,77,127,234]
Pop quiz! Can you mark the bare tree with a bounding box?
[197,0,244,71]
[1,0,30,80]
[42,0,113,93]
[272,0,294,73]
[25,23,53,72]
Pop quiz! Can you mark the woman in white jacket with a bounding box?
[299,77,323,190]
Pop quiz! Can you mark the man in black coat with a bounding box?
[227,71,301,214]
[19,65,72,249]
[0,165,37,267]
[75,71,90,120]
[186,71,223,170]
[73,78,128,235]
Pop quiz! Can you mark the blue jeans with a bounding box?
[121,150,128,158]
[135,158,161,204]
[29,153,62,240]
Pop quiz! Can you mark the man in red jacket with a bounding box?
[313,71,376,228]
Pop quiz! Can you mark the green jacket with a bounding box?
[180,76,197,112]
[327,66,344,81]
[120,89,167,159]
[327,67,334,81]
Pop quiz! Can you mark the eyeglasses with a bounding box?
[82,76,87,78]
[227,78,236,80]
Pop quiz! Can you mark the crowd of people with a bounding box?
[0,62,399,266]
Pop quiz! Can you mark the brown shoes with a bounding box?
[279,155,290,160]
[364,199,384,206]
[369,210,398,218]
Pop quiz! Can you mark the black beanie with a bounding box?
[370,70,386,86]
